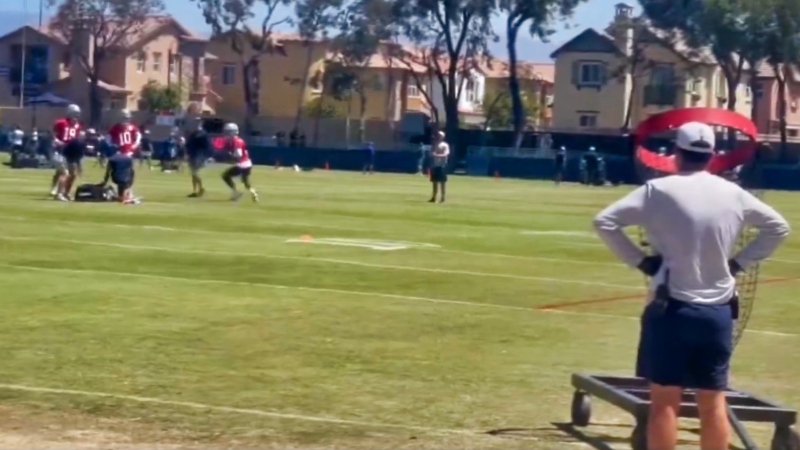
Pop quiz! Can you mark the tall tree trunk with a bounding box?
[506,22,524,152]
[242,60,258,134]
[749,69,759,125]
[358,91,367,143]
[345,98,352,147]
[293,42,316,131]
[444,70,460,159]
[776,68,788,155]
[89,75,102,127]
[623,76,637,130]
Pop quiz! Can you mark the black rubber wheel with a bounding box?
[570,391,591,427]
[631,423,648,450]
[771,426,800,450]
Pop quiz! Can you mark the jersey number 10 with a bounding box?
[119,131,133,145]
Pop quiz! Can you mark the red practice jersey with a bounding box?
[109,123,141,155]
[228,136,252,168]
[53,118,82,146]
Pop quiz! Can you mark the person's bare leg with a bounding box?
[696,389,730,450]
[429,183,437,202]
[439,182,446,202]
[648,384,682,450]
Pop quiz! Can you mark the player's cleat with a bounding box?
[251,191,259,203]
[50,187,58,196]
[230,191,243,202]
[428,198,435,203]
[55,193,69,202]
[198,188,205,198]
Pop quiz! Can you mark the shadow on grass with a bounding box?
[483,422,630,449]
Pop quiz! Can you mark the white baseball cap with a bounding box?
[675,121,715,154]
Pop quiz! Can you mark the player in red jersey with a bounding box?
[221,123,258,202]
[108,109,141,156]
[51,103,83,201]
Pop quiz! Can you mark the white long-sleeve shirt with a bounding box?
[594,171,790,304]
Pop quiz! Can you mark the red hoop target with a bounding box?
[634,107,758,175]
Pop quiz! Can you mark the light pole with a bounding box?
[19,0,28,108]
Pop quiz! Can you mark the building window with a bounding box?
[109,100,121,109]
[408,81,420,97]
[169,54,176,75]
[153,52,162,72]
[650,64,675,85]
[716,77,727,98]
[465,78,476,103]
[578,113,597,128]
[579,62,604,86]
[136,52,146,73]
[222,64,236,85]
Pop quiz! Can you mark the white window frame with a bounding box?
[168,54,176,75]
[579,62,603,86]
[153,52,162,72]
[407,80,421,97]
[136,52,146,73]
[222,64,236,86]
[464,78,476,103]
[578,113,598,128]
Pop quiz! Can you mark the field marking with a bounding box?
[286,237,441,251]
[3,214,799,268]
[0,215,627,268]
[3,263,795,338]
[521,230,596,238]
[0,384,473,435]
[0,236,643,290]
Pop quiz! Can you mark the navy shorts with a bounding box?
[430,166,447,183]
[636,299,733,390]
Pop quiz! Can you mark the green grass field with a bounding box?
[0,159,798,449]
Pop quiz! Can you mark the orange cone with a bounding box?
[325,161,330,171]
[300,234,313,242]
[275,160,280,170]
[494,170,500,179]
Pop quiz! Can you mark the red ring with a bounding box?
[634,107,758,175]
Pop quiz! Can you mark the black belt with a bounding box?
[652,270,739,319]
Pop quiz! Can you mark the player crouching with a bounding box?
[101,151,137,204]
[221,123,258,202]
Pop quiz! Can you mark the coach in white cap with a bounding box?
[593,121,790,450]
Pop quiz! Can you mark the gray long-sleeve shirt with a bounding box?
[594,171,790,304]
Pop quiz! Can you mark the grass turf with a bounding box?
[0,160,798,449]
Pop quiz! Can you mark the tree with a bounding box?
[193,0,292,131]
[751,0,800,152]
[388,0,497,147]
[47,0,165,125]
[499,0,584,148]
[293,0,344,132]
[481,88,540,130]
[139,80,184,112]
[302,95,343,118]
[638,0,750,113]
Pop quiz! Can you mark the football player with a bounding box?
[221,123,258,202]
[108,109,141,156]
[52,103,83,201]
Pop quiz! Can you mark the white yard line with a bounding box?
[3,263,795,338]
[1,215,626,268]
[0,236,641,290]
[0,383,473,435]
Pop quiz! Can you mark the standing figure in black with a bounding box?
[554,146,567,185]
[186,121,212,198]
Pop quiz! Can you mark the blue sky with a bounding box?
[0,0,640,63]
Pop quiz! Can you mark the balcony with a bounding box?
[643,84,678,107]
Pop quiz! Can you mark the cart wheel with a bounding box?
[631,423,648,450]
[570,391,591,427]
[771,426,800,450]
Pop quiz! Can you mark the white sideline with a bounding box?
[0,383,472,435]
[0,236,642,290]
[3,263,795,338]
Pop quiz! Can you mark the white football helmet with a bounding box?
[224,123,239,137]
[66,104,81,118]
